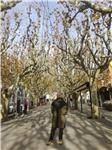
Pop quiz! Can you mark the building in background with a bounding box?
[97,62,112,104]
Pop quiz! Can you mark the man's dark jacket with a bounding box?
[51,98,68,128]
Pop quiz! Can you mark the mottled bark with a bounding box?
[1,92,9,121]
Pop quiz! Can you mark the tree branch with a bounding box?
[0,0,22,12]
[69,1,112,24]
[81,0,112,14]
[96,33,112,54]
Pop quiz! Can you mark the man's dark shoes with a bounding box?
[57,140,63,145]
[47,140,56,146]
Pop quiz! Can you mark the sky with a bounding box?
[6,0,60,49]
[3,0,111,55]
[2,0,87,55]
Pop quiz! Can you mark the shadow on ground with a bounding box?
[1,106,112,150]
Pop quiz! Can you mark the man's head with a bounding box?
[52,91,64,100]
[52,92,57,100]
[56,92,64,99]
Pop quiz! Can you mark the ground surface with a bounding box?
[1,105,112,150]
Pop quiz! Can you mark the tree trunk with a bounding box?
[1,93,9,121]
[90,74,101,119]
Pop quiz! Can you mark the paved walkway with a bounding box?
[1,105,112,150]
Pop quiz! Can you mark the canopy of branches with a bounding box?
[1,0,112,99]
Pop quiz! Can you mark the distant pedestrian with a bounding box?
[70,97,73,109]
[47,92,68,145]
[24,98,28,114]
[30,100,33,108]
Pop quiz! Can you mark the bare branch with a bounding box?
[96,33,112,54]
[81,0,112,14]
[0,0,22,12]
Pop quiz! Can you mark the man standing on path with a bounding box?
[47,92,68,145]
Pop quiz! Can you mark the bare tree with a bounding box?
[1,1,50,120]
